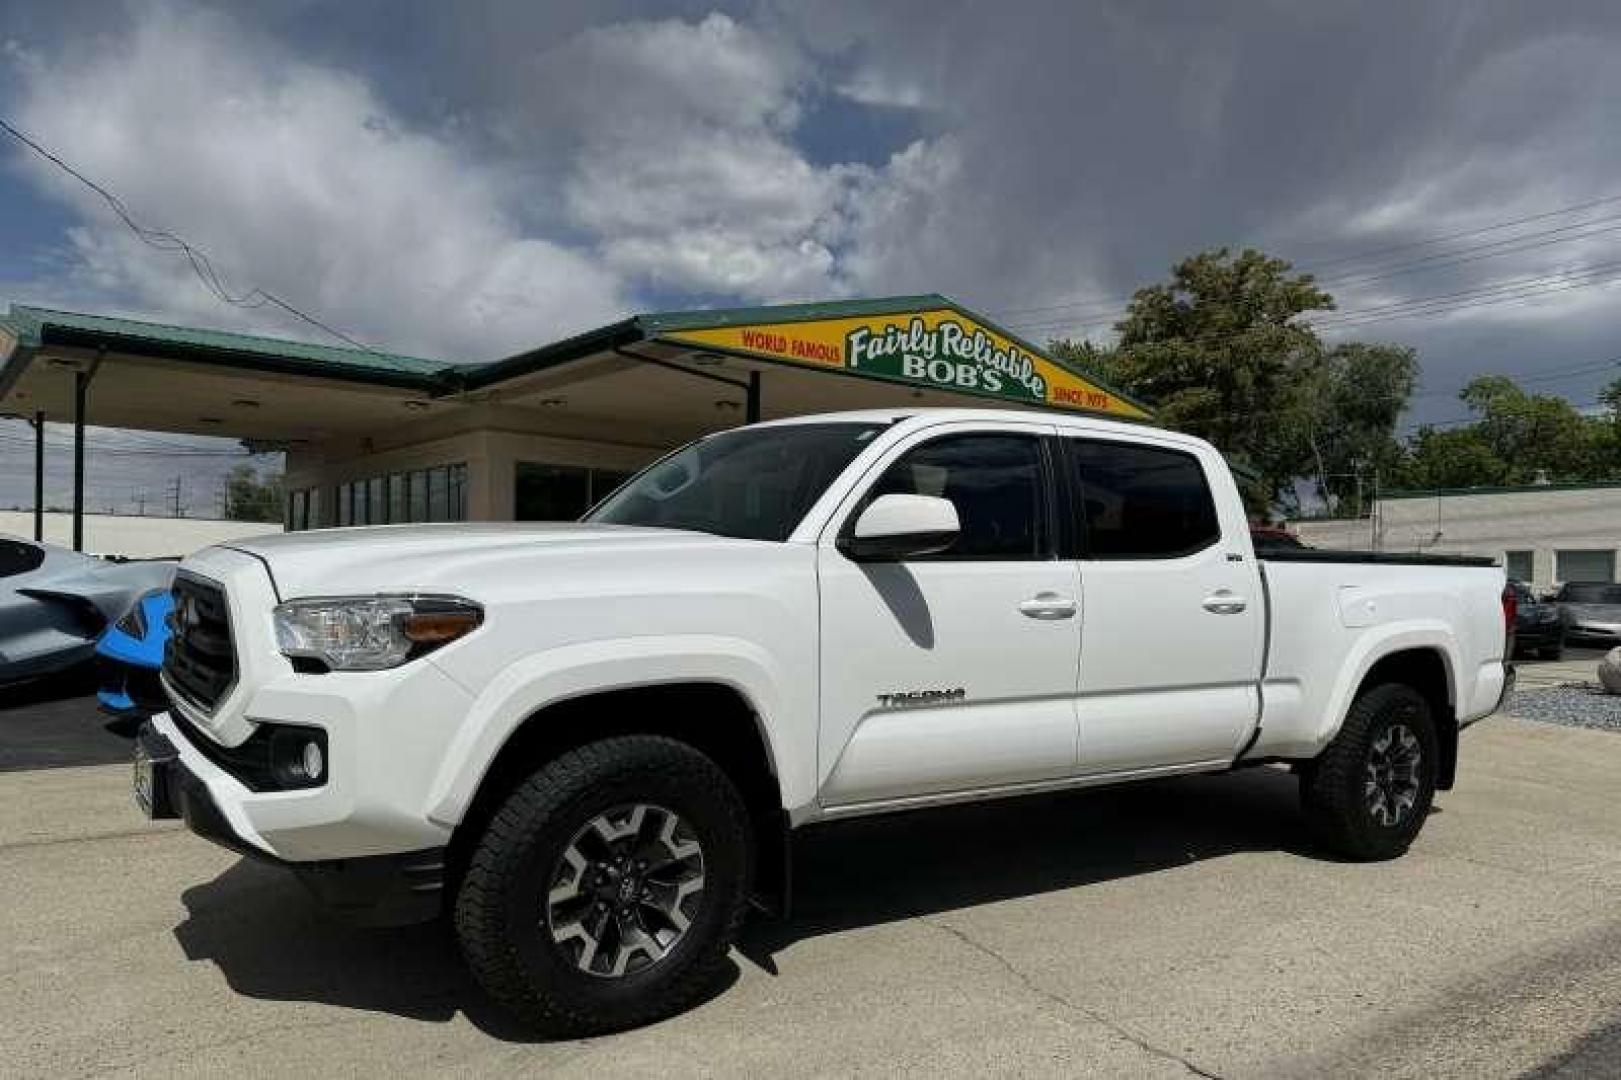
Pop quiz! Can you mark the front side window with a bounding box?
[587,422,885,541]
[862,433,1048,560]
[1067,439,1220,559]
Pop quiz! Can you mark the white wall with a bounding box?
[1291,484,1621,591]
[0,511,282,558]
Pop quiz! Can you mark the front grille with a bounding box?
[162,573,236,713]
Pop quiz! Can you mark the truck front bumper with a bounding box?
[135,721,448,926]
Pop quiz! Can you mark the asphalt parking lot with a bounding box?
[3,670,1620,1078]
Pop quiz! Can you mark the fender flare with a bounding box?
[1315,620,1463,748]
[421,635,794,829]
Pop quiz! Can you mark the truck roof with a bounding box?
[748,407,1205,449]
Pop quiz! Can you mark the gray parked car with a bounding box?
[1549,580,1621,646]
[0,536,175,687]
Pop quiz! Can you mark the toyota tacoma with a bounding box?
[135,408,1511,1033]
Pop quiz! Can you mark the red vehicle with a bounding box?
[1249,525,1307,552]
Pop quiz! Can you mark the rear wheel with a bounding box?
[1539,641,1563,660]
[1300,683,1438,861]
[454,735,751,1035]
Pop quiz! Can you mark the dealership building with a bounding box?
[1292,481,1621,590]
[0,295,1150,545]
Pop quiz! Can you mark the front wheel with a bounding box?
[1300,683,1438,861]
[454,735,751,1035]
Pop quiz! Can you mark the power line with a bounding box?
[1305,191,1621,270]
[1004,260,1621,355]
[0,115,377,355]
[994,193,1621,327]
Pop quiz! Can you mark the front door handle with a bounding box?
[1203,590,1247,615]
[1018,592,1077,619]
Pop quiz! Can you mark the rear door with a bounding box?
[1060,434,1265,773]
[816,421,1082,808]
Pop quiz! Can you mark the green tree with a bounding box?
[1396,376,1617,489]
[1397,426,1507,489]
[1457,376,1597,482]
[1302,342,1418,511]
[1053,247,1399,512]
[223,465,284,522]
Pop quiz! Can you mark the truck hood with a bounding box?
[219,522,729,598]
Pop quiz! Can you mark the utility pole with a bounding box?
[1372,468,1382,551]
[170,475,183,518]
[135,489,147,516]
[29,411,43,542]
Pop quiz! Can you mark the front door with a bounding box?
[1061,435,1265,773]
[816,425,1082,809]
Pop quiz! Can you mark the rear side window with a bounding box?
[0,539,45,578]
[865,433,1049,560]
[1066,439,1220,559]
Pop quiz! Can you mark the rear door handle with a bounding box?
[1018,592,1077,619]
[1203,590,1247,615]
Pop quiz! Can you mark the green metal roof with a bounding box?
[466,293,1155,417]
[1,296,1154,418]
[5,305,450,388]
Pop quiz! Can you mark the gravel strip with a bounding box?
[1505,684,1621,733]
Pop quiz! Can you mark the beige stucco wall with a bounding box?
[1291,484,1621,591]
[283,405,676,524]
[0,511,282,558]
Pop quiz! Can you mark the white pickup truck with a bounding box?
[136,408,1510,1034]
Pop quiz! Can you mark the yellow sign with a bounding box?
[657,307,1150,419]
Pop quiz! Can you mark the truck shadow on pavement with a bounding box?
[171,764,1318,1040]
[738,764,1316,967]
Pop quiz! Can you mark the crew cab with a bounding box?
[134,408,1510,1034]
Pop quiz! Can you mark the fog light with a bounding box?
[264,725,329,790]
[302,741,325,782]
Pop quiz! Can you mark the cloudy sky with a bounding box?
[3,1,1621,510]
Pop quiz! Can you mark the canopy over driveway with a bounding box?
[0,295,1150,545]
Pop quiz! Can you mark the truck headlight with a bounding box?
[273,595,483,671]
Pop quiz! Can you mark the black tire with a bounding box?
[1539,642,1563,661]
[454,735,751,1035]
[1300,683,1438,861]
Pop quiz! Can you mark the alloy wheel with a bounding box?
[1364,722,1423,827]
[544,803,706,978]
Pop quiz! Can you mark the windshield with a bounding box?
[1558,582,1621,604]
[585,422,886,541]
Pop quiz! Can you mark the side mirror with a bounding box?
[838,494,960,562]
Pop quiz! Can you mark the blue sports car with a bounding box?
[96,588,172,718]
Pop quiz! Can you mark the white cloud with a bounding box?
[529,12,959,302]
[6,6,969,342]
[8,7,626,362]
[836,69,930,110]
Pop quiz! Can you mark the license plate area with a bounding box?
[133,725,181,820]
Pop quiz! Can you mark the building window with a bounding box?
[322,463,469,529]
[515,462,633,521]
[1504,550,1533,583]
[1555,549,1615,584]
